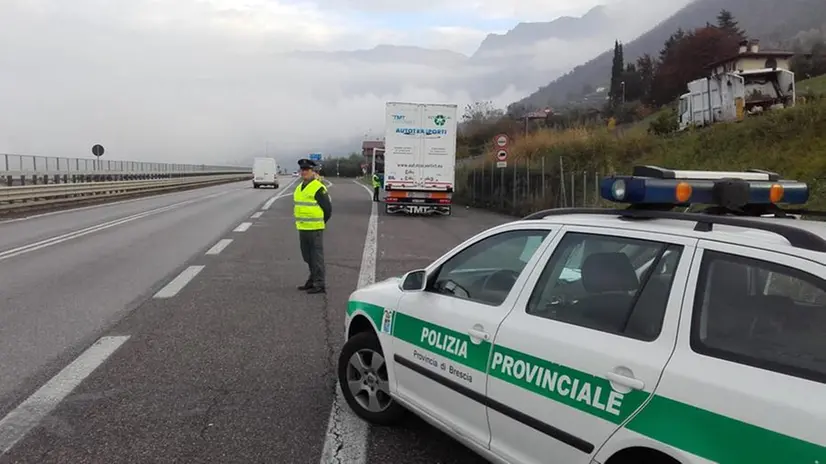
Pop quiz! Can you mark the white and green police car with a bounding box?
[337,166,826,464]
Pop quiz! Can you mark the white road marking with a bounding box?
[233,222,252,232]
[261,178,299,210]
[251,212,263,219]
[205,238,233,255]
[0,190,226,262]
[353,179,374,199]
[262,196,278,210]
[0,184,247,225]
[153,265,205,298]
[319,199,376,464]
[0,335,131,455]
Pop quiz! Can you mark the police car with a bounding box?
[337,166,826,464]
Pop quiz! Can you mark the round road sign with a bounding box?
[495,134,509,148]
[92,144,105,157]
[496,149,508,161]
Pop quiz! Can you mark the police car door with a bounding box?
[486,226,696,464]
[391,224,557,450]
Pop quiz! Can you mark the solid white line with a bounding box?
[251,212,263,219]
[319,200,376,464]
[205,238,233,255]
[0,190,226,262]
[0,335,130,455]
[352,179,374,200]
[233,222,252,232]
[261,196,278,210]
[153,265,205,298]
[0,184,247,225]
[261,177,299,210]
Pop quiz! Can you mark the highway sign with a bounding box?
[496,149,508,161]
[496,161,507,168]
[92,144,105,157]
[494,134,509,148]
[309,153,322,161]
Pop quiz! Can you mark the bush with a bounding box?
[458,98,826,213]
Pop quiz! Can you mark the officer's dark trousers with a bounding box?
[299,230,325,288]
[373,187,379,201]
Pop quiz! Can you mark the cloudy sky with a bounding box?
[0,0,682,166]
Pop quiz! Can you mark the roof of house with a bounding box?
[706,50,796,69]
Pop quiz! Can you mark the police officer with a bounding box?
[294,159,332,294]
[371,172,381,202]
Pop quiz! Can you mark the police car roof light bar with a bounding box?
[600,167,808,207]
[520,207,826,253]
[633,165,782,181]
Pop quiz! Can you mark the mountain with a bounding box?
[282,1,691,103]
[471,6,616,60]
[294,45,468,68]
[512,0,826,111]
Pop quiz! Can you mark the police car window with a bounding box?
[691,251,826,383]
[526,232,683,341]
[428,229,550,306]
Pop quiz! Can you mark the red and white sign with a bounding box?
[494,134,509,148]
[496,149,508,161]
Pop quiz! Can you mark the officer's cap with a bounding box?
[297,158,317,169]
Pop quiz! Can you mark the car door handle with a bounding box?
[467,328,490,341]
[605,372,645,391]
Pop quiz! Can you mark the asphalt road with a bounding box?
[0,177,512,464]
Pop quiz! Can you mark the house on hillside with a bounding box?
[705,39,797,110]
[707,39,795,75]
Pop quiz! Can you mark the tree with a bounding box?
[609,40,625,107]
[716,9,745,39]
[650,25,743,105]
[636,54,656,104]
[660,28,686,63]
[462,100,503,122]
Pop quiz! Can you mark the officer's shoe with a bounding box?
[297,281,313,290]
[306,286,326,294]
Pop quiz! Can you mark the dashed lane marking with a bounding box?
[153,265,205,298]
[251,212,263,219]
[0,335,131,456]
[233,222,252,232]
[205,238,233,256]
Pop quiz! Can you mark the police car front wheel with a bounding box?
[338,332,406,425]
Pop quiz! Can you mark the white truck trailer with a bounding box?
[678,72,746,130]
[678,68,796,130]
[383,101,458,216]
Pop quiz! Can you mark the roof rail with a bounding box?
[521,207,826,252]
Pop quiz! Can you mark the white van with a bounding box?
[252,157,279,189]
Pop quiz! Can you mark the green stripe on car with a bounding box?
[346,300,826,462]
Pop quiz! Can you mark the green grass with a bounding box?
[456,97,826,215]
[798,74,826,95]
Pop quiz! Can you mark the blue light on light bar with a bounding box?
[599,175,809,206]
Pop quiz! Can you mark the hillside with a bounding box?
[800,75,826,94]
[512,0,826,111]
[456,97,826,216]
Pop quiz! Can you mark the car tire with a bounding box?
[253,183,259,189]
[338,331,406,426]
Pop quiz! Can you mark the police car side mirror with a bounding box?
[400,270,427,292]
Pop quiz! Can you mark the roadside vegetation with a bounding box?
[455,10,826,215]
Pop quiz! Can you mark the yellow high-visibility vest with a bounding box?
[294,179,326,231]
[372,175,380,188]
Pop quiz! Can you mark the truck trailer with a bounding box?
[678,68,795,130]
[678,72,746,130]
[383,101,458,216]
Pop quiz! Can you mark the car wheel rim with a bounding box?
[346,349,392,413]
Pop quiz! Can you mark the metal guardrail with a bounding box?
[0,174,251,212]
[1,153,251,186]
